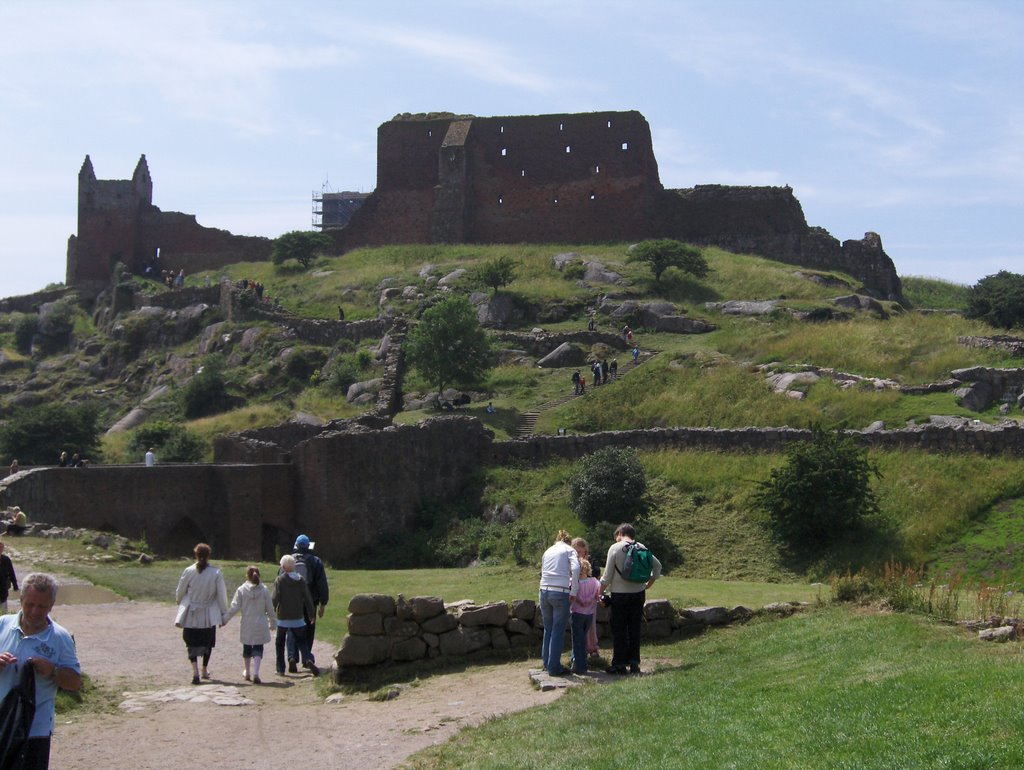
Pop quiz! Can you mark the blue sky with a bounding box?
[2,0,1022,298]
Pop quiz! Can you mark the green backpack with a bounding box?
[618,542,654,583]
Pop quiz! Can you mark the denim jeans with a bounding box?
[276,625,308,672]
[570,612,593,673]
[539,589,571,674]
[286,621,316,664]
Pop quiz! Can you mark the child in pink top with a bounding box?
[570,560,602,674]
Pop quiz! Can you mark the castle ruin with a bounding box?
[66,110,901,299]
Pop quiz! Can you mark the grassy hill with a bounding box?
[2,242,1022,585]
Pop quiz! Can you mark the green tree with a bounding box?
[754,428,880,549]
[567,447,647,526]
[128,421,205,463]
[405,295,495,397]
[271,230,334,270]
[965,270,1024,329]
[475,256,518,295]
[628,239,709,283]
[0,402,101,465]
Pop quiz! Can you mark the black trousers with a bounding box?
[12,736,51,770]
[609,590,646,667]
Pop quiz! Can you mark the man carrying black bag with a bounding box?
[0,573,81,770]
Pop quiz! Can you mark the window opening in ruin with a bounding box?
[590,191,597,200]
[500,125,504,133]
[622,142,629,150]
[559,122,564,131]
[553,196,559,204]
[498,196,503,204]
[501,148,507,157]
[594,164,601,174]
[428,129,432,137]
[521,169,526,177]
[565,145,571,153]
[607,120,612,128]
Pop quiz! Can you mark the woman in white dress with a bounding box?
[175,542,228,684]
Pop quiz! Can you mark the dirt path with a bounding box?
[44,598,562,770]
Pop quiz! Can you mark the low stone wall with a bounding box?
[959,335,1024,358]
[491,330,628,357]
[0,287,77,314]
[491,422,1024,464]
[133,286,222,310]
[334,592,797,677]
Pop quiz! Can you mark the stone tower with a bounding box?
[66,155,154,292]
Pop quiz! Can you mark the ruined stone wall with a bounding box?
[291,417,494,566]
[0,464,296,560]
[463,111,660,244]
[0,288,77,314]
[492,423,1024,464]
[336,592,780,676]
[138,209,272,275]
[133,286,222,310]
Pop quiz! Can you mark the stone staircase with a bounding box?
[513,352,652,439]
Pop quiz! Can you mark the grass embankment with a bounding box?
[406,606,1024,769]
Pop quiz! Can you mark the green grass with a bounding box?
[929,497,1024,586]
[902,275,972,311]
[405,606,1024,769]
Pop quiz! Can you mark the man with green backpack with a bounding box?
[600,523,662,675]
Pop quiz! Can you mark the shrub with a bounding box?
[475,256,518,294]
[128,421,205,463]
[14,314,38,354]
[754,428,880,549]
[271,230,334,270]
[964,270,1024,329]
[180,355,233,418]
[285,347,327,383]
[0,402,101,465]
[628,239,709,283]
[567,447,647,526]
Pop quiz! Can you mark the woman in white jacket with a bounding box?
[174,542,228,685]
[222,565,277,684]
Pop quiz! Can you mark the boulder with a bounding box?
[105,406,151,434]
[551,252,580,270]
[979,626,1016,642]
[706,300,778,316]
[643,599,675,621]
[766,371,820,393]
[489,628,511,650]
[410,596,446,622]
[384,618,421,639]
[511,599,536,621]
[505,618,533,636]
[654,315,716,334]
[537,342,584,368]
[348,594,396,616]
[682,606,730,626]
[347,612,385,636]
[438,269,468,287]
[582,261,622,285]
[391,637,427,662]
[420,612,458,635]
[346,378,383,403]
[458,602,509,627]
[337,635,390,666]
[463,627,493,653]
[477,294,521,328]
[953,381,993,412]
[438,628,467,656]
[832,294,888,318]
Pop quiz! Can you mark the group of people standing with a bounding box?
[571,359,618,395]
[174,535,329,685]
[539,523,662,677]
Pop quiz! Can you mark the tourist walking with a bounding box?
[0,572,82,770]
[538,529,580,676]
[174,543,228,685]
[222,566,276,684]
[289,535,328,675]
[272,554,316,676]
[600,523,661,675]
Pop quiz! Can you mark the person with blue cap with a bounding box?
[287,534,329,675]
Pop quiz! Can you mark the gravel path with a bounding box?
[43,598,561,769]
